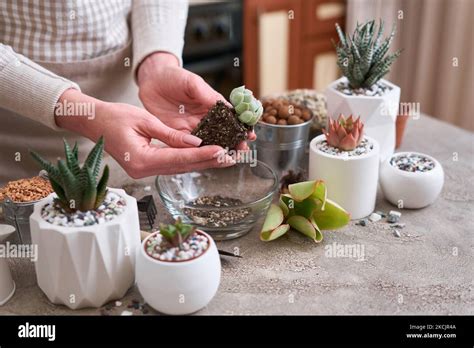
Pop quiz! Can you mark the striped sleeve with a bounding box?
[0,43,80,130]
[131,0,188,78]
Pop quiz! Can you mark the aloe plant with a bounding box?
[260,180,350,242]
[159,218,196,249]
[30,136,109,212]
[334,19,402,89]
[229,86,263,126]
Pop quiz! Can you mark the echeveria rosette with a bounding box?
[324,114,364,151]
[229,86,263,126]
[260,180,350,242]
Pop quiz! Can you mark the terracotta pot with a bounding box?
[396,114,409,149]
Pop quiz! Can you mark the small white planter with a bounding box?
[309,135,380,219]
[380,152,444,209]
[29,188,140,309]
[325,77,400,162]
[136,230,221,315]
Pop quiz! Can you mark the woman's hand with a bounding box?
[55,89,235,178]
[137,52,255,150]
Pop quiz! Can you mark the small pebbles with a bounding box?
[336,80,392,97]
[316,139,374,157]
[375,211,387,218]
[356,219,368,226]
[390,223,406,229]
[390,153,435,173]
[183,195,251,227]
[387,210,402,223]
[120,310,133,316]
[369,213,382,222]
[41,191,126,227]
[145,231,209,261]
[115,301,122,307]
[393,230,401,238]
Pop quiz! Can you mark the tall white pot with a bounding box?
[136,230,221,315]
[325,77,400,162]
[309,135,380,220]
[30,188,140,309]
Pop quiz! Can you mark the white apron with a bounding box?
[0,41,139,186]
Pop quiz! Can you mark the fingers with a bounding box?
[128,145,236,178]
[142,118,202,148]
[186,73,226,107]
[248,131,256,141]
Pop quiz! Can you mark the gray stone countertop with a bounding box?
[1,114,472,315]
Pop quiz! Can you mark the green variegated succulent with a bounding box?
[334,19,402,89]
[229,86,263,126]
[159,218,196,250]
[30,136,109,213]
[260,180,350,242]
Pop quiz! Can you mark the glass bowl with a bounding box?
[155,161,278,240]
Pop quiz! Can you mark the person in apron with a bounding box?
[0,0,251,186]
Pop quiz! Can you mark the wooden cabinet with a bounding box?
[243,0,345,97]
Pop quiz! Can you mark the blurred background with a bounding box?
[184,0,473,131]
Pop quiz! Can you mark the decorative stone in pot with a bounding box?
[380,152,444,209]
[327,20,402,162]
[309,115,380,219]
[29,137,140,309]
[136,220,221,315]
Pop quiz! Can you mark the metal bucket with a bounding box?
[252,119,312,178]
[1,198,39,244]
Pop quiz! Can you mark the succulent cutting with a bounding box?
[324,114,364,151]
[334,19,402,89]
[159,218,196,250]
[192,85,263,149]
[260,180,350,242]
[30,136,109,212]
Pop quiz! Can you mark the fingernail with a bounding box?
[220,155,236,166]
[183,134,202,147]
[212,149,227,159]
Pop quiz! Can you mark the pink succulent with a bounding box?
[324,114,364,151]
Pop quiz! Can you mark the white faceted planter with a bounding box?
[30,188,140,309]
[309,135,380,220]
[136,230,221,315]
[325,77,400,162]
[380,152,444,209]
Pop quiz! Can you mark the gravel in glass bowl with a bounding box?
[155,161,278,240]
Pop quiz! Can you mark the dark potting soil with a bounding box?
[192,101,251,150]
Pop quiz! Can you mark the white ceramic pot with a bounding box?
[136,230,221,315]
[380,152,444,209]
[29,188,140,309]
[309,135,380,219]
[0,224,16,306]
[325,77,400,162]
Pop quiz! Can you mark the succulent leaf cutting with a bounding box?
[192,86,263,149]
[159,218,196,250]
[324,114,364,151]
[30,136,109,213]
[260,180,350,242]
[334,19,402,89]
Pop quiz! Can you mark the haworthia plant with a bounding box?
[159,218,196,250]
[260,180,350,242]
[30,136,109,212]
[229,86,263,126]
[334,19,402,89]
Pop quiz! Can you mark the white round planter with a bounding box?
[380,152,444,209]
[309,135,380,220]
[29,188,141,309]
[325,77,400,162]
[136,230,221,315]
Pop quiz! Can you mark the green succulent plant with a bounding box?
[229,85,263,126]
[260,180,350,242]
[30,136,109,213]
[334,19,402,89]
[159,218,196,249]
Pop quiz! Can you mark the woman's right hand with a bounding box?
[54,89,235,178]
